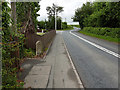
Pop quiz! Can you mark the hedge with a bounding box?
[82,27,120,38]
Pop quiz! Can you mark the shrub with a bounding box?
[24,48,35,58]
[82,27,120,38]
[2,58,24,88]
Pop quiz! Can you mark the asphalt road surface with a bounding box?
[62,28,119,88]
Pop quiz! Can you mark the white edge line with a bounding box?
[62,32,85,89]
[70,31,120,59]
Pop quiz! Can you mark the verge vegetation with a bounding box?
[73,2,120,43]
[57,25,73,31]
[2,2,39,88]
[79,27,120,43]
[37,32,45,36]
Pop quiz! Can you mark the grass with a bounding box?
[79,30,120,43]
[57,25,74,31]
[37,32,45,36]
[72,25,80,28]
[63,27,74,30]
[24,48,35,58]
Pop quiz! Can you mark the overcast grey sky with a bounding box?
[37,0,94,25]
[7,0,119,25]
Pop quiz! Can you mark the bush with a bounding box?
[24,48,35,58]
[62,22,67,29]
[82,27,120,38]
[2,58,24,88]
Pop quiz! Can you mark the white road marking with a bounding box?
[70,31,120,58]
[62,34,84,89]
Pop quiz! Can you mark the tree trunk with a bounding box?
[11,2,17,33]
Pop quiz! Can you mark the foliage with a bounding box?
[37,32,45,36]
[41,16,63,30]
[47,16,55,30]
[46,3,63,19]
[57,17,62,30]
[73,2,93,29]
[46,3,64,30]
[62,22,67,29]
[2,58,24,88]
[2,1,41,89]
[58,25,73,30]
[79,30,120,43]
[16,2,40,32]
[72,25,80,28]
[82,27,120,38]
[67,25,73,30]
[2,2,11,44]
[24,48,35,58]
[2,2,25,88]
[73,2,120,28]
[84,2,120,27]
[38,21,46,29]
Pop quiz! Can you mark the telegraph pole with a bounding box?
[61,19,62,29]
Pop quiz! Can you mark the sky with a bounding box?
[7,0,118,25]
[37,0,94,25]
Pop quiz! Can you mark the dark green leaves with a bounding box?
[73,2,120,28]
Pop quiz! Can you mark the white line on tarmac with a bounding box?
[70,31,120,59]
[62,33,84,89]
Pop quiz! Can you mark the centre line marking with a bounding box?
[70,31,120,58]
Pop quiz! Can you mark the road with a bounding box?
[62,28,119,88]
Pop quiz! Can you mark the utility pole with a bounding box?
[61,19,62,29]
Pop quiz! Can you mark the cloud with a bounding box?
[37,0,88,24]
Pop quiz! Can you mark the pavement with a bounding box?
[19,31,80,88]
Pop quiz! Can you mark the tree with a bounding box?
[38,21,45,29]
[57,17,62,30]
[73,2,120,28]
[16,2,40,33]
[104,2,120,28]
[73,2,93,29]
[46,3,64,30]
[62,22,67,29]
[2,1,41,88]
[46,3,63,19]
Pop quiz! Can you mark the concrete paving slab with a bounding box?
[22,32,80,88]
[29,65,51,75]
[24,75,48,88]
[24,65,51,88]
[44,32,80,88]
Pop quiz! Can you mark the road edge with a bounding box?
[62,33,85,89]
[70,31,120,58]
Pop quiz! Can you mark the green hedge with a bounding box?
[82,27,120,38]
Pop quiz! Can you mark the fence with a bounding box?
[25,30,56,51]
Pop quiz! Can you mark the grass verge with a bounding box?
[79,30,120,43]
[57,26,74,31]
[37,32,45,36]
[72,25,80,28]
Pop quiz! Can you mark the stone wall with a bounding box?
[25,30,56,52]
